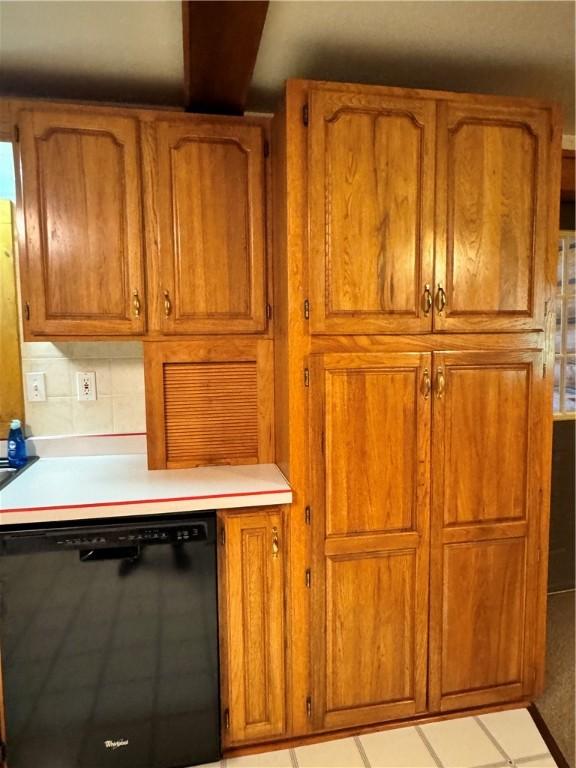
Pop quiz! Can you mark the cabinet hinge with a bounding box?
[304,299,310,319]
[536,548,541,564]
[224,708,230,729]
[24,302,30,321]
[266,303,272,320]
[13,125,19,143]
[264,139,270,158]
[306,696,312,718]
[220,527,225,546]
[302,104,309,127]
[305,506,311,525]
[305,568,311,588]
[304,368,310,387]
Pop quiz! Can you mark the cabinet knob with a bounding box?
[436,283,447,313]
[132,289,141,317]
[423,284,433,315]
[163,290,172,317]
[422,368,431,399]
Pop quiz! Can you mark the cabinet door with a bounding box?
[308,86,436,334]
[310,352,431,729]
[435,102,551,331]
[429,349,546,711]
[150,119,267,334]
[18,109,145,336]
[218,509,285,745]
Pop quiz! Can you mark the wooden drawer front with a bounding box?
[435,103,550,331]
[164,361,258,466]
[308,86,435,334]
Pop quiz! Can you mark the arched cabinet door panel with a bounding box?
[18,109,146,337]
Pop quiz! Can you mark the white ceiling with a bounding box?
[0,0,574,131]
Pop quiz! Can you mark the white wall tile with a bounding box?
[21,341,74,359]
[25,398,73,437]
[112,395,146,433]
[72,397,114,435]
[69,359,112,397]
[295,737,364,768]
[420,717,503,768]
[361,726,437,767]
[479,709,549,760]
[110,358,145,395]
[22,358,71,397]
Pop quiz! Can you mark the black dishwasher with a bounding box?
[0,513,220,768]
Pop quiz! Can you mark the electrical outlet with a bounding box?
[76,372,97,401]
[25,372,46,402]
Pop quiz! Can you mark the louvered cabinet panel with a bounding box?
[144,340,274,469]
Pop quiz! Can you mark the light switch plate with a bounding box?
[76,371,97,401]
[25,372,46,402]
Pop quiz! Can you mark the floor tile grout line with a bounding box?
[473,761,511,768]
[475,715,514,764]
[415,725,445,768]
[515,753,557,766]
[290,746,300,768]
[354,735,372,768]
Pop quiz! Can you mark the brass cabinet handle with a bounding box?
[423,284,433,315]
[436,367,445,398]
[422,368,431,399]
[272,527,279,558]
[132,289,141,317]
[436,283,447,313]
[163,290,172,317]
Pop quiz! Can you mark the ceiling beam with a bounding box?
[182,0,269,115]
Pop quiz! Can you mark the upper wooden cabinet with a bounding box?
[18,109,146,337]
[145,118,267,334]
[304,83,559,334]
[308,88,436,334]
[435,102,551,332]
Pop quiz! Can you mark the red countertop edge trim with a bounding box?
[0,488,291,514]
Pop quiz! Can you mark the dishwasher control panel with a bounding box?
[53,524,208,548]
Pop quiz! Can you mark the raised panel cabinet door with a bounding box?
[310,352,431,729]
[151,119,266,334]
[435,102,553,331]
[18,109,145,336]
[429,349,546,712]
[308,85,436,334]
[218,510,285,745]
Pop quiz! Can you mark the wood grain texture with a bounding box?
[0,201,24,432]
[182,1,268,114]
[218,508,285,746]
[309,87,435,334]
[429,348,544,712]
[310,350,430,730]
[561,149,575,202]
[147,116,267,334]
[435,102,550,332]
[144,338,274,469]
[17,108,145,337]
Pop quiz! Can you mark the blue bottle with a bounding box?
[7,419,27,468]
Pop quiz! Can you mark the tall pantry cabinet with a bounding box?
[272,80,561,738]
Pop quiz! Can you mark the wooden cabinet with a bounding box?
[429,349,545,711]
[308,88,436,335]
[18,108,146,337]
[435,103,551,332]
[145,118,267,335]
[306,83,558,335]
[218,508,285,745]
[310,352,431,729]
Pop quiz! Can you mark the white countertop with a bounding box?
[0,455,292,526]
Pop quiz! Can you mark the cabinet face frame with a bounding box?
[428,348,546,711]
[307,84,436,335]
[17,108,146,337]
[144,116,268,335]
[309,351,431,730]
[218,507,286,746]
[434,102,551,332]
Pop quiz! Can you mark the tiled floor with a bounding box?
[198,708,559,768]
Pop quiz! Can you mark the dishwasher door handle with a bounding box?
[79,546,141,562]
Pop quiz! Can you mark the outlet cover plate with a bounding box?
[76,371,97,401]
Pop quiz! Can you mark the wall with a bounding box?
[19,341,145,437]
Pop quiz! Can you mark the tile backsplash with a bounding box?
[20,342,146,437]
